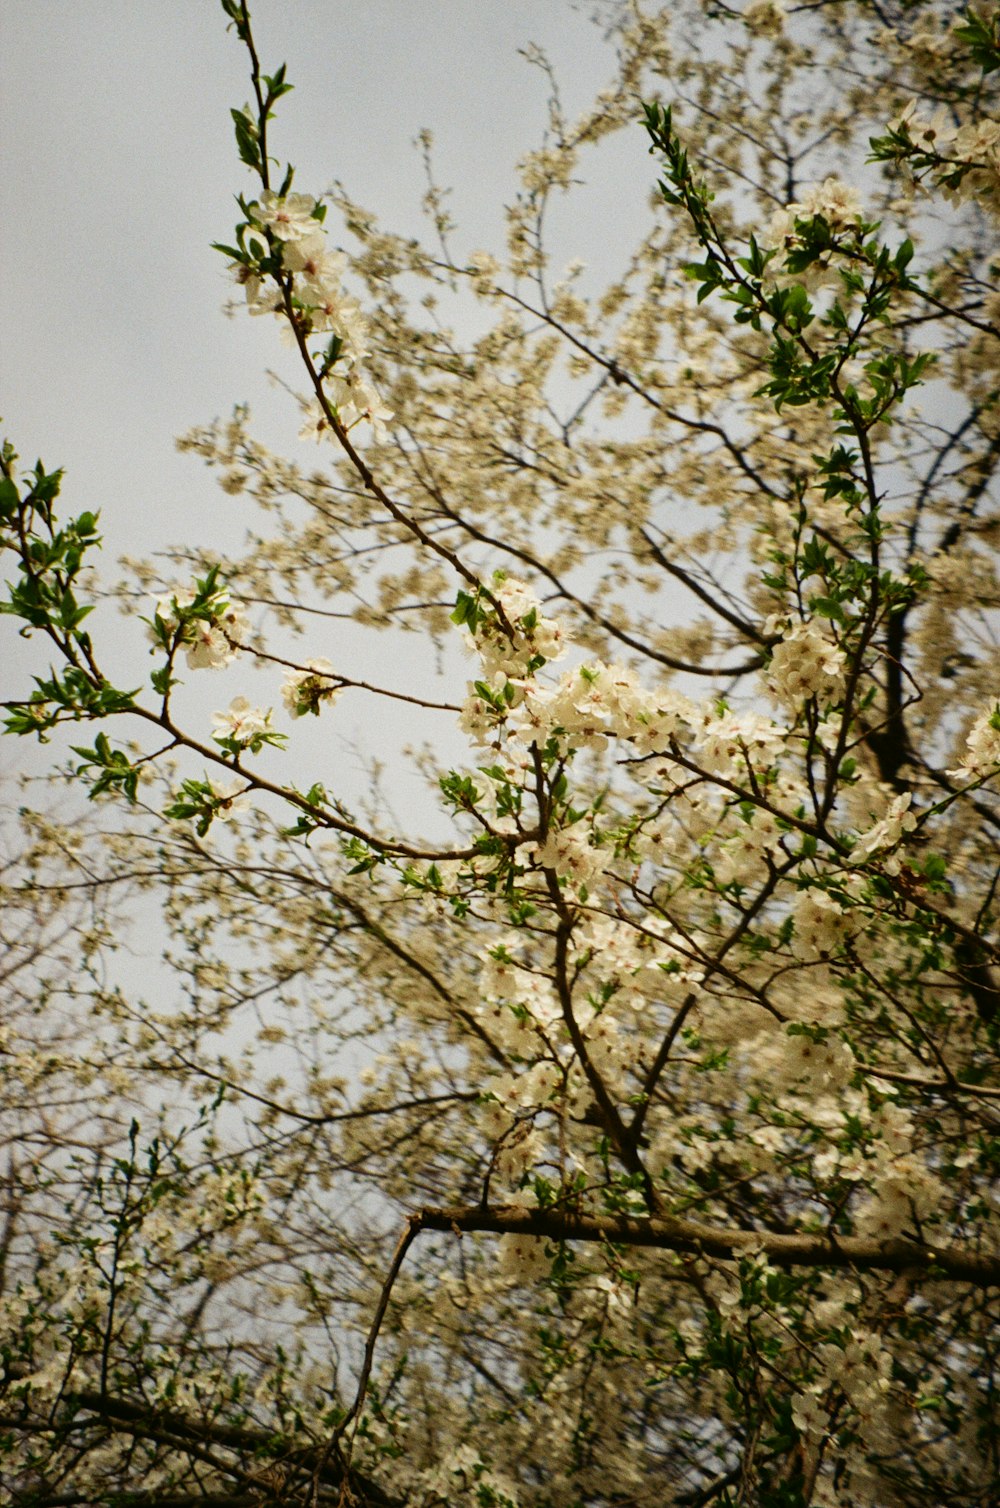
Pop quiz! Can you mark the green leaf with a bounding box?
[71,733,142,801]
[954,8,1000,74]
[0,476,19,517]
[231,106,261,171]
[810,596,846,624]
[30,465,63,506]
[450,589,484,631]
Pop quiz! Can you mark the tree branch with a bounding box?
[415,1204,1000,1288]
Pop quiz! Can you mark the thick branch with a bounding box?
[416,1204,1000,1288]
[11,1390,403,1508]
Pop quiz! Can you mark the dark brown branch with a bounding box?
[8,1388,401,1507]
[415,1203,1000,1288]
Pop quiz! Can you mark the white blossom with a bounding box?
[744,0,786,36]
[850,792,917,871]
[768,621,846,707]
[947,703,1000,781]
[252,189,320,242]
[496,1232,551,1285]
[533,827,609,891]
[211,696,275,745]
[281,658,340,718]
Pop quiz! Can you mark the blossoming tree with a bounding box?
[2,2,999,1504]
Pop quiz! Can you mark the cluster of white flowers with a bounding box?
[479,944,562,1057]
[496,1231,551,1285]
[238,190,393,436]
[757,1025,857,1098]
[154,585,249,670]
[764,176,865,250]
[206,778,250,823]
[211,695,276,746]
[767,620,847,708]
[691,705,787,782]
[743,0,786,37]
[713,806,786,885]
[854,1149,946,1245]
[793,1335,895,1456]
[466,249,502,296]
[493,1120,543,1186]
[280,657,340,718]
[790,885,853,959]
[578,1000,631,1078]
[890,100,1000,220]
[472,576,566,681]
[298,376,394,445]
[197,1166,264,1222]
[849,791,917,873]
[416,1444,522,1508]
[480,1061,563,1130]
[577,914,701,1015]
[532,825,609,894]
[461,645,695,763]
[947,702,1000,781]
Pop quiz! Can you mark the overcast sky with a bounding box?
[3,1,634,550]
[2,1,651,810]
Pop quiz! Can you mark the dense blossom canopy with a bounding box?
[2,2,998,1505]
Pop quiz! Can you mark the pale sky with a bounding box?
[2,1,649,808]
[3,0,634,554]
